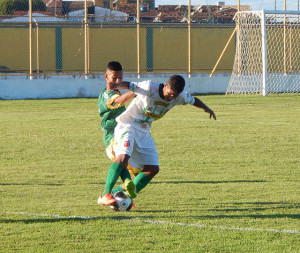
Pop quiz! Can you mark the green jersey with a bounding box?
[98,88,126,148]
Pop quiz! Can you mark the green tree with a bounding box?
[0,0,46,15]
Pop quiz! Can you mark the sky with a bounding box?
[154,0,300,11]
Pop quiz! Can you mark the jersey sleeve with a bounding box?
[176,91,195,105]
[106,90,125,109]
[128,80,151,96]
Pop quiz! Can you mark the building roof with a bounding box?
[2,13,67,22]
[68,6,128,22]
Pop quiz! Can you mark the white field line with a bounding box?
[3,211,300,235]
[164,118,290,125]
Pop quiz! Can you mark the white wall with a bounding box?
[0,73,230,100]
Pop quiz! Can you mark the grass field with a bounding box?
[0,94,299,252]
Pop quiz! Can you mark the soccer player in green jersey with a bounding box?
[97,61,138,205]
[97,61,134,149]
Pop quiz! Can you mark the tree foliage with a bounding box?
[0,0,46,15]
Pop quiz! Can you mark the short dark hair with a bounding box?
[167,75,185,94]
[107,61,123,71]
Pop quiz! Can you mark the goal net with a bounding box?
[227,10,300,95]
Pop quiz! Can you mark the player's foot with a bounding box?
[98,193,117,206]
[124,179,137,199]
[131,203,137,209]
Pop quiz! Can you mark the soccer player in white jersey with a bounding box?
[98,75,216,206]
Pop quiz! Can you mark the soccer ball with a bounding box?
[110,191,133,212]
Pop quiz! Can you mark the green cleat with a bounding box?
[124,179,137,199]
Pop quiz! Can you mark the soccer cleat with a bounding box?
[98,193,117,206]
[124,179,137,199]
[131,202,137,209]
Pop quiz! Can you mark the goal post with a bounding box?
[227,10,300,96]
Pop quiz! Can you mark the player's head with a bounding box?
[105,61,123,85]
[163,75,185,102]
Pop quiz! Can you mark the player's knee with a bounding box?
[143,165,159,179]
[115,154,130,169]
[152,166,159,175]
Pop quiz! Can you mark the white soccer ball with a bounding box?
[110,191,133,212]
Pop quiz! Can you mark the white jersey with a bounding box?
[116,80,195,132]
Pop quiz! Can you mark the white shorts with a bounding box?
[113,123,159,169]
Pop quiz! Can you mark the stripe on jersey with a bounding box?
[153,101,169,107]
[143,109,164,120]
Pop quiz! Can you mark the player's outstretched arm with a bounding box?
[108,81,130,90]
[193,97,216,120]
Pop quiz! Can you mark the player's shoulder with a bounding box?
[101,88,119,100]
[178,90,191,98]
[135,79,154,91]
[148,80,162,91]
[139,79,153,86]
[176,90,195,104]
[132,80,161,95]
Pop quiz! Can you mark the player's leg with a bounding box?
[134,165,159,193]
[130,129,159,194]
[99,125,137,205]
[99,154,130,206]
[111,179,137,198]
[108,139,136,198]
[119,168,132,182]
[103,154,130,195]
[109,155,137,199]
[106,138,133,183]
[128,165,143,178]
[99,125,134,206]
[111,162,142,196]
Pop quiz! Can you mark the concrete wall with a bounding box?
[0,73,230,99]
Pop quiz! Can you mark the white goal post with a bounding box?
[227,10,300,96]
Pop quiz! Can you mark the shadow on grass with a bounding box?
[208,202,300,213]
[1,180,266,186]
[0,215,148,224]
[151,180,267,184]
[2,213,299,225]
[233,201,300,206]
[0,183,64,186]
[192,213,300,219]
[0,182,105,186]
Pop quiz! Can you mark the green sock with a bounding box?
[112,185,123,194]
[133,172,151,193]
[102,162,123,195]
[111,168,132,194]
[120,168,132,182]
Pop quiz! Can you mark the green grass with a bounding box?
[0,95,299,252]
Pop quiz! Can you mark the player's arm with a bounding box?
[192,97,216,120]
[108,81,130,90]
[114,91,135,104]
[109,81,148,95]
[107,91,135,109]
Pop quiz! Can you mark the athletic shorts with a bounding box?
[113,123,159,169]
[106,138,142,176]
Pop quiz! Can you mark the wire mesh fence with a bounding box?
[0,0,299,76]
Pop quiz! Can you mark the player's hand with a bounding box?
[206,108,216,120]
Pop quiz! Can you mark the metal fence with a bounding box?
[0,0,298,77]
